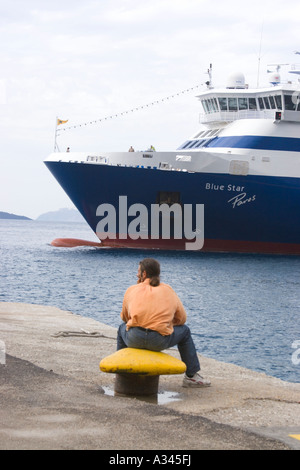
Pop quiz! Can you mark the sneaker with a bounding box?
[182,372,211,388]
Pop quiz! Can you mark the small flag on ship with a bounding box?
[57,118,68,125]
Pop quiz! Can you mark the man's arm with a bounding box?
[120,287,132,322]
[120,297,128,322]
[173,294,187,325]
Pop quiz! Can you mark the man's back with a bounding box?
[121,278,186,335]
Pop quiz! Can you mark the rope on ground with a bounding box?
[51,329,116,339]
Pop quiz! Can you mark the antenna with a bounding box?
[267,64,288,72]
[257,22,264,87]
[205,64,213,89]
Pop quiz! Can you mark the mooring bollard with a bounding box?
[99,348,186,397]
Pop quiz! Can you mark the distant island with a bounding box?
[36,208,85,223]
[0,208,85,223]
[0,211,32,220]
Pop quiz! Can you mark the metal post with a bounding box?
[114,373,159,396]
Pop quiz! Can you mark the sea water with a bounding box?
[1,219,299,383]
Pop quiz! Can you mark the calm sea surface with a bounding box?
[1,219,299,383]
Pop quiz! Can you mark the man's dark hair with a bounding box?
[139,258,160,286]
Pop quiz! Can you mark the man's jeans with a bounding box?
[117,323,200,377]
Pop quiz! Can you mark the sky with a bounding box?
[1,0,300,219]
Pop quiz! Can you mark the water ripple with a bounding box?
[1,220,300,383]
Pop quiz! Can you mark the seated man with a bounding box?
[117,258,210,387]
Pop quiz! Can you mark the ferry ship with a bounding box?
[44,65,300,254]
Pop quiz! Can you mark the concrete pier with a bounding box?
[0,302,299,450]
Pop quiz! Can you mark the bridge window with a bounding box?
[218,97,227,111]
[228,98,238,111]
[207,99,218,112]
[238,97,248,110]
[205,100,212,112]
[284,94,297,111]
[201,100,209,114]
[275,95,282,109]
[249,98,257,110]
[258,97,264,110]
[269,96,276,109]
[263,97,271,109]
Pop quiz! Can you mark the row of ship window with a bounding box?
[178,128,221,150]
[202,94,300,113]
[178,139,215,150]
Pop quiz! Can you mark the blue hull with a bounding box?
[45,161,300,254]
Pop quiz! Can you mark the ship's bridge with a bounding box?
[198,72,300,125]
[177,73,300,151]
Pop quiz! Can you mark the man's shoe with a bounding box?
[182,372,211,388]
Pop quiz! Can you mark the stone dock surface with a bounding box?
[0,302,299,451]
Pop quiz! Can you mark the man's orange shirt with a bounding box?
[120,278,187,336]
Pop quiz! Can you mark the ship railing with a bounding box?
[86,155,109,164]
[200,109,276,123]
